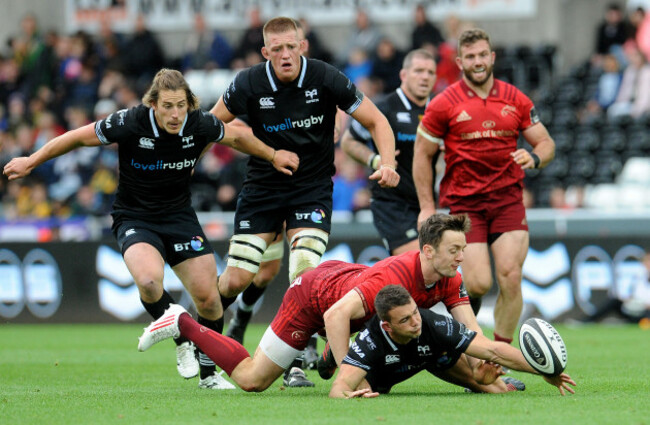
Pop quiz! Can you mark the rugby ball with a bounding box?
[518,318,567,376]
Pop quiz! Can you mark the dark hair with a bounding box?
[142,69,199,111]
[418,213,471,250]
[402,48,435,69]
[263,17,299,45]
[375,285,413,322]
[458,28,491,53]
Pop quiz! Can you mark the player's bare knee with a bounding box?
[237,376,272,392]
[135,278,163,299]
[467,277,492,297]
[193,293,221,316]
[497,278,522,300]
[288,229,328,281]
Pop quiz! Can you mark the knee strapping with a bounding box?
[288,229,328,281]
[261,240,285,262]
[226,234,267,274]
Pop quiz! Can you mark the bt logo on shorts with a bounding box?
[263,115,324,133]
[295,209,326,223]
[174,236,205,252]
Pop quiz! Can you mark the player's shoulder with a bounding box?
[306,57,335,76]
[113,104,150,132]
[493,78,531,103]
[430,80,466,108]
[375,91,400,111]
[187,108,221,130]
[231,63,266,93]
[305,58,347,85]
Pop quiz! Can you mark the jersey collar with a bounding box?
[396,87,431,110]
[265,56,308,92]
[379,321,399,351]
[148,107,188,137]
[459,78,499,99]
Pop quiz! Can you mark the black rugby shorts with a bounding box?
[111,207,214,267]
[233,181,333,235]
[370,197,419,253]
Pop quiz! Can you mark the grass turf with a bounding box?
[1,322,648,425]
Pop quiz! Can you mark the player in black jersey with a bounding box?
[329,285,576,398]
[341,49,440,255]
[3,69,298,390]
[209,17,399,386]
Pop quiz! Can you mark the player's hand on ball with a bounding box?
[272,149,299,175]
[543,372,576,396]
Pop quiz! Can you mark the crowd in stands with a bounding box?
[1,4,648,228]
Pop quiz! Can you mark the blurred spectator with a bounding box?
[336,9,383,66]
[370,38,404,93]
[565,185,585,209]
[12,13,56,98]
[234,6,264,62]
[608,46,650,118]
[625,7,646,43]
[297,17,332,62]
[583,53,622,118]
[121,15,164,93]
[0,55,21,106]
[432,41,461,94]
[332,150,370,212]
[594,3,628,65]
[548,186,571,209]
[69,184,104,216]
[182,14,233,71]
[95,15,126,74]
[411,3,444,50]
[343,48,373,85]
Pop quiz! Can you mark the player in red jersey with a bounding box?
[138,213,514,393]
[413,28,556,344]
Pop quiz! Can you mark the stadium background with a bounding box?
[1,0,649,327]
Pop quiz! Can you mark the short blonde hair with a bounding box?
[263,17,299,45]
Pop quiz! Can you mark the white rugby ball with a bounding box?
[518,318,567,376]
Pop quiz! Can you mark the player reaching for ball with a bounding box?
[328,285,576,398]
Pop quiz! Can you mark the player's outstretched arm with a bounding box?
[220,124,299,176]
[329,364,378,399]
[3,123,100,181]
[413,123,441,226]
[323,290,367,367]
[465,333,576,395]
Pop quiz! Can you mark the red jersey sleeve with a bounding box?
[515,89,540,130]
[353,272,390,317]
[441,274,470,309]
[420,93,450,137]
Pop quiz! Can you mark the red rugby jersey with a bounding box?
[420,79,539,206]
[310,250,468,331]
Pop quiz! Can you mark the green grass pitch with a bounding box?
[1,322,648,425]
